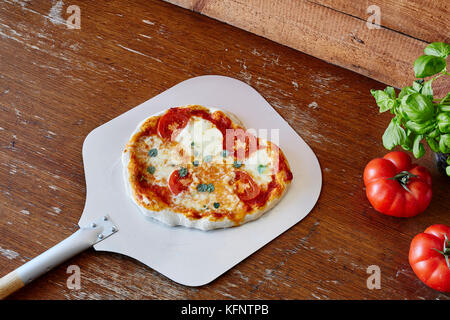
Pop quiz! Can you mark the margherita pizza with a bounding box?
[122,105,292,230]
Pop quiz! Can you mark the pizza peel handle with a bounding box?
[0,215,118,299]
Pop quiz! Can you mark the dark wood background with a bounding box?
[0,0,448,300]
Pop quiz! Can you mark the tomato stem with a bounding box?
[432,235,450,269]
[437,234,450,270]
[387,171,418,193]
[445,235,450,269]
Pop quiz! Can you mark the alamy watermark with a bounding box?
[366,5,381,30]
[366,265,381,289]
[167,125,281,170]
[66,264,81,290]
[66,5,81,29]
[50,1,81,29]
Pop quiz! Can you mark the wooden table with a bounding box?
[0,0,448,300]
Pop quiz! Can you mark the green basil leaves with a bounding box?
[197,183,214,193]
[371,88,397,113]
[414,55,446,78]
[371,42,450,176]
[400,93,434,122]
[424,42,450,58]
[437,113,450,133]
[412,134,425,159]
[383,118,406,150]
[178,167,188,178]
[148,148,158,157]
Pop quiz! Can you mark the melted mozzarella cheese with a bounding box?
[172,167,243,212]
[141,135,182,182]
[175,116,223,163]
[244,147,273,185]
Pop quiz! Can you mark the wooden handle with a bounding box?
[0,223,108,298]
[0,270,25,299]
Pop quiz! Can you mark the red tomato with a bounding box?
[234,171,261,201]
[363,151,432,217]
[157,108,190,140]
[409,224,450,292]
[168,169,192,195]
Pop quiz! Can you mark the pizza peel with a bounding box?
[0,76,322,298]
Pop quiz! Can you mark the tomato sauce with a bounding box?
[130,154,172,206]
[240,175,279,209]
[279,153,293,182]
[137,179,172,206]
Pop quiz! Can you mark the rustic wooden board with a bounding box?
[312,0,449,43]
[165,0,448,88]
[0,0,449,300]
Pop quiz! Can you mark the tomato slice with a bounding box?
[168,169,192,195]
[157,108,190,140]
[234,171,261,201]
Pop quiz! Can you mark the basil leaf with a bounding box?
[400,93,434,123]
[426,137,440,153]
[233,161,242,168]
[398,87,417,99]
[437,112,450,133]
[439,134,450,153]
[412,80,423,92]
[437,112,450,123]
[206,183,214,192]
[257,164,267,174]
[382,118,406,150]
[147,166,156,174]
[196,183,208,192]
[371,89,397,113]
[412,135,425,158]
[178,167,188,177]
[438,123,450,133]
[441,93,450,105]
[428,128,440,138]
[421,79,433,100]
[148,148,158,157]
[401,132,413,151]
[439,93,450,112]
[424,42,450,58]
[405,119,435,134]
[384,86,396,99]
[414,55,446,78]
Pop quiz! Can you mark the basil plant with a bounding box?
[371,42,450,176]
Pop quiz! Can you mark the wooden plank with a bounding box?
[312,0,450,43]
[0,0,449,300]
[165,0,436,88]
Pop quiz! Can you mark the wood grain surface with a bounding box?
[0,0,449,300]
[310,0,449,43]
[165,0,449,89]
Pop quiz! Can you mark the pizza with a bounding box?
[122,105,292,230]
